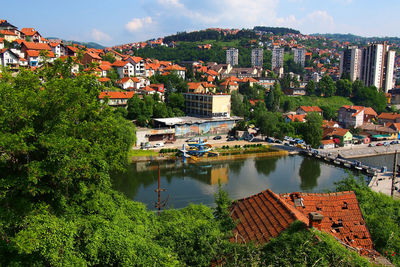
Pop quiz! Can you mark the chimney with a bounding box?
[309,212,324,230]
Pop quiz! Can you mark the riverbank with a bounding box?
[319,142,400,159]
[129,144,289,163]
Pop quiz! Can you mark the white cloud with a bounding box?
[91,28,111,42]
[125,17,153,33]
[158,0,183,8]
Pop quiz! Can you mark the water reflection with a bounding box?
[112,155,361,209]
[299,157,321,191]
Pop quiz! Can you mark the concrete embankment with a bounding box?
[130,149,289,163]
[319,143,400,159]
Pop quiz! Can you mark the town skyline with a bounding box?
[3,0,400,46]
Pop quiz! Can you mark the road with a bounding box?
[318,141,400,158]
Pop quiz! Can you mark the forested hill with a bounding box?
[253,26,300,35]
[163,29,257,43]
[312,33,400,45]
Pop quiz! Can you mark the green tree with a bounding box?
[301,112,323,148]
[336,79,352,97]
[153,102,169,118]
[318,75,336,97]
[306,80,316,96]
[101,52,116,63]
[167,92,185,111]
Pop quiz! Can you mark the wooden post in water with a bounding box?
[155,162,167,216]
[392,151,398,198]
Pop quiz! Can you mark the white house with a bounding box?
[99,91,135,107]
[137,76,150,88]
[0,48,20,69]
[116,77,140,90]
[164,64,186,80]
[112,60,135,78]
[126,56,146,76]
[49,42,66,58]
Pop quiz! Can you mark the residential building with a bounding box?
[230,189,377,256]
[293,48,306,67]
[126,56,146,76]
[377,112,400,124]
[361,42,396,92]
[284,114,306,123]
[296,106,322,116]
[98,91,135,107]
[251,48,263,67]
[337,105,377,128]
[0,48,19,70]
[183,93,231,117]
[164,64,186,80]
[115,77,140,90]
[112,60,135,78]
[271,47,284,70]
[20,28,42,43]
[81,51,102,66]
[340,46,362,81]
[323,127,353,146]
[0,30,18,42]
[49,42,66,58]
[226,48,239,66]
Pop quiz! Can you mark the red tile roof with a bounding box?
[164,64,186,71]
[116,77,139,84]
[23,42,51,51]
[0,30,17,36]
[286,114,306,122]
[230,189,309,244]
[98,77,110,82]
[280,191,375,253]
[299,106,322,113]
[378,112,400,120]
[112,60,129,67]
[231,189,377,255]
[99,91,135,99]
[341,105,377,117]
[21,28,39,36]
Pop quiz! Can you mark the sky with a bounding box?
[2,0,399,46]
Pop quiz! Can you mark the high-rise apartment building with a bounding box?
[272,47,284,70]
[340,46,362,81]
[361,42,395,92]
[251,48,263,67]
[226,48,239,66]
[340,43,395,92]
[293,48,306,67]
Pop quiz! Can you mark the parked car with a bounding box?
[368,143,375,147]
[275,139,283,144]
[153,142,165,148]
[390,140,399,145]
[227,136,236,141]
[376,143,384,146]
[143,143,152,149]
[213,135,222,140]
[186,138,197,142]
[383,142,390,146]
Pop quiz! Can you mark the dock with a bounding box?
[300,150,399,197]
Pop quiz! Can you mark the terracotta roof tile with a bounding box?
[299,106,322,113]
[23,42,51,51]
[99,91,135,99]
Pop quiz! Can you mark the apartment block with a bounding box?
[272,47,284,70]
[340,46,362,81]
[293,48,306,67]
[251,48,263,67]
[226,48,239,66]
[183,93,231,117]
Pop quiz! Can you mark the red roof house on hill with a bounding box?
[296,106,323,116]
[230,189,377,256]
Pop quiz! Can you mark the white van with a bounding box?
[153,142,165,148]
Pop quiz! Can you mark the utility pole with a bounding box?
[391,151,398,198]
[155,162,167,216]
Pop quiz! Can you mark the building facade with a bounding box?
[361,42,396,92]
[340,46,362,81]
[251,48,263,67]
[226,48,239,66]
[183,93,231,118]
[293,48,306,67]
[271,47,284,70]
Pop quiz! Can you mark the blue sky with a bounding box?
[2,0,399,46]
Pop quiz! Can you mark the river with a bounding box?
[112,155,367,209]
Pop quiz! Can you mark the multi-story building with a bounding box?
[251,48,263,67]
[271,47,284,70]
[293,48,306,67]
[226,48,239,66]
[361,42,396,92]
[183,93,231,118]
[340,46,362,81]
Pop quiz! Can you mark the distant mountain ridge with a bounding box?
[311,33,400,44]
[47,37,106,49]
